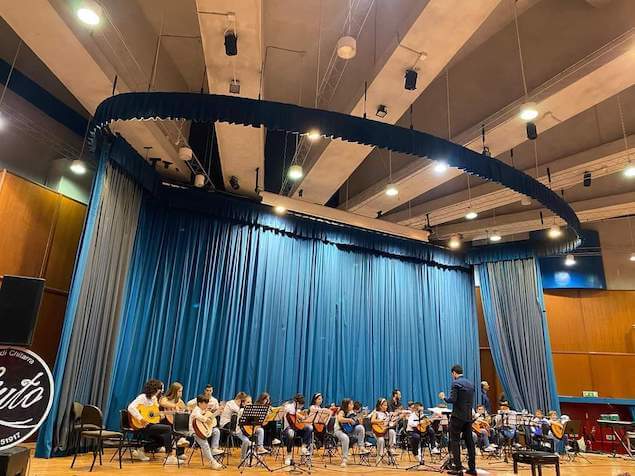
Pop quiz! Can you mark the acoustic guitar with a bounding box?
[550,420,565,439]
[286,409,308,431]
[372,420,388,437]
[129,403,162,430]
[416,415,432,432]
[472,418,491,434]
[193,410,218,439]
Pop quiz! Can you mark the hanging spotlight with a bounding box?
[336,36,357,59]
[404,69,418,91]
[624,164,635,178]
[178,146,193,161]
[547,225,562,239]
[229,79,240,94]
[630,252,635,262]
[385,184,398,197]
[434,161,448,174]
[375,104,388,118]
[307,129,321,142]
[448,235,462,250]
[465,209,478,220]
[225,31,238,56]
[287,164,303,181]
[70,159,87,175]
[77,0,102,26]
[194,174,205,188]
[489,232,502,242]
[273,205,286,215]
[564,254,576,266]
[526,121,538,140]
[519,101,539,122]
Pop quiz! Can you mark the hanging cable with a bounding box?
[512,0,529,98]
[617,94,630,157]
[0,40,22,108]
[446,69,451,140]
[533,140,540,178]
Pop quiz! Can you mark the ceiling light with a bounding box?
[434,161,448,174]
[465,209,478,220]
[194,174,205,188]
[630,252,635,262]
[336,36,357,59]
[274,205,286,215]
[404,69,418,91]
[287,164,303,181]
[229,79,240,94]
[520,196,532,206]
[547,225,562,239]
[385,184,398,197]
[564,254,576,266]
[448,235,462,250]
[489,232,502,242]
[376,104,388,118]
[519,102,538,122]
[307,130,321,142]
[0,112,6,130]
[624,164,635,178]
[70,159,87,175]
[77,0,102,26]
[225,31,238,56]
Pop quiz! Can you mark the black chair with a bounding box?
[70,405,123,471]
[219,414,240,464]
[163,412,191,468]
[512,450,560,475]
[321,416,340,464]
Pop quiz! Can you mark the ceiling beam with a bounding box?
[290,0,502,205]
[196,0,264,196]
[386,135,635,227]
[344,30,635,217]
[433,191,635,241]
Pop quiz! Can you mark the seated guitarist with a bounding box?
[472,404,495,452]
[127,379,178,464]
[309,393,326,448]
[282,394,313,465]
[334,398,369,467]
[256,392,280,448]
[159,382,189,448]
[371,398,396,463]
[406,402,437,462]
[189,395,223,469]
[220,391,268,460]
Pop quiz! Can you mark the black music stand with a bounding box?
[563,420,590,463]
[238,404,272,472]
[405,411,442,472]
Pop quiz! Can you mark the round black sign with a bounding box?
[0,346,54,450]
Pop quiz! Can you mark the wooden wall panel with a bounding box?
[589,354,635,399]
[0,173,59,277]
[577,291,635,354]
[44,196,86,291]
[543,291,588,352]
[552,353,593,396]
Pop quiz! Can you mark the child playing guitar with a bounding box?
[190,394,223,469]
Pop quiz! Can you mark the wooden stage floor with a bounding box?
[26,446,635,476]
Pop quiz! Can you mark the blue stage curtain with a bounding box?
[104,198,480,427]
[477,258,560,413]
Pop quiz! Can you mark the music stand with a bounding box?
[238,404,272,472]
[272,407,310,474]
[563,420,590,463]
[405,411,442,472]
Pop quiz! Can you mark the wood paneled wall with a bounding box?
[0,170,86,367]
[478,287,635,402]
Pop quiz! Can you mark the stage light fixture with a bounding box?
[526,121,538,140]
[519,102,538,122]
[385,184,398,197]
[564,254,576,266]
[229,79,240,95]
[70,159,87,175]
[404,69,418,91]
[287,164,303,180]
[630,252,635,262]
[376,105,388,118]
[178,146,193,161]
[448,235,461,250]
[489,232,502,242]
[624,164,635,178]
[225,31,238,56]
[229,175,240,190]
[547,225,562,239]
[77,0,102,26]
[434,161,448,174]
[465,209,478,220]
[194,174,205,188]
[274,205,286,215]
[336,36,357,59]
[307,130,321,142]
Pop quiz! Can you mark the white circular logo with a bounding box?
[0,346,54,450]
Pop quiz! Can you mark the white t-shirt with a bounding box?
[187,396,219,411]
[283,402,298,429]
[127,394,157,421]
[220,399,241,428]
[406,412,421,432]
[189,405,212,434]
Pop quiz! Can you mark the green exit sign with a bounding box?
[583,391,599,397]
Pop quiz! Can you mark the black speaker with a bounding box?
[404,69,418,90]
[583,171,592,187]
[526,121,538,140]
[0,446,30,475]
[224,32,238,56]
[0,276,45,346]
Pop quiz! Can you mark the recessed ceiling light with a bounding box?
[287,164,303,180]
[307,130,321,142]
[624,164,635,178]
[336,36,357,59]
[630,252,635,262]
[434,161,448,174]
[274,205,286,215]
[489,232,502,242]
[547,225,562,239]
[465,210,478,220]
[70,159,87,175]
[385,184,398,197]
[564,254,576,266]
[519,101,538,122]
[448,234,462,249]
[77,0,102,26]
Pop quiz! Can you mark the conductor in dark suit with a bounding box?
[438,364,476,475]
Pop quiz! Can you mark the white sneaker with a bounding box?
[165,455,179,465]
[359,447,370,455]
[484,444,496,452]
[257,446,270,455]
[132,449,150,462]
[177,437,189,447]
[272,438,281,445]
[178,454,186,461]
[211,448,224,456]
[431,447,440,454]
[300,446,310,456]
[340,458,347,467]
[158,446,166,453]
[210,457,222,469]
[284,456,291,466]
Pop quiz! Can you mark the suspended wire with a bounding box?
[388,149,393,182]
[445,69,451,139]
[533,140,540,178]
[512,0,529,97]
[617,94,630,159]
[0,40,22,108]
